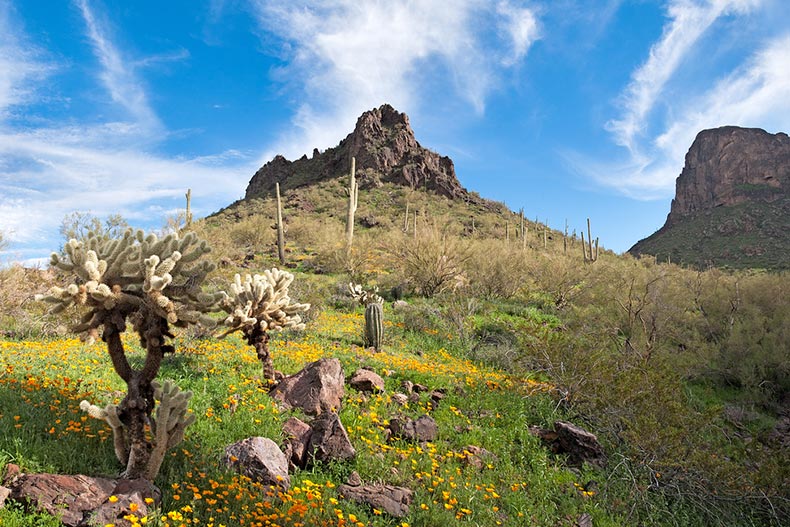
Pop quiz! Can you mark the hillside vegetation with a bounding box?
[0,184,788,527]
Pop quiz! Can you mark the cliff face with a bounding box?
[667,127,790,225]
[244,104,468,200]
[630,126,790,270]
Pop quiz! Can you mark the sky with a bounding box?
[1,0,789,264]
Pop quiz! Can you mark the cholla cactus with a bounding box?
[80,380,195,480]
[348,282,383,306]
[348,283,385,350]
[36,229,221,480]
[218,269,310,380]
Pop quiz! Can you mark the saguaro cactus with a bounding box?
[218,269,310,380]
[348,282,384,351]
[276,182,286,264]
[345,157,358,255]
[364,302,384,351]
[37,229,220,479]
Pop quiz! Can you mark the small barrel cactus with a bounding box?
[364,301,384,351]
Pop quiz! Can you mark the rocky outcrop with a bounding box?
[629,126,790,269]
[245,104,468,200]
[666,127,790,225]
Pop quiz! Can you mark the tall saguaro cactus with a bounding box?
[276,182,286,265]
[36,229,221,479]
[218,269,310,380]
[345,157,358,255]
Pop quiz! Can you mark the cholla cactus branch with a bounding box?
[145,380,196,480]
[218,269,310,380]
[80,400,129,466]
[348,282,383,306]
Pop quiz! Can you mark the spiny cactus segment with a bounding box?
[80,379,195,480]
[36,229,221,343]
[218,269,310,337]
[348,282,383,306]
[218,269,310,380]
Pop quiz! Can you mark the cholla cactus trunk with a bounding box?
[364,302,383,351]
[245,324,274,381]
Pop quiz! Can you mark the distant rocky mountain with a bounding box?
[245,104,470,201]
[629,126,790,269]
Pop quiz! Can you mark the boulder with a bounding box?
[307,413,356,464]
[348,368,385,393]
[223,437,290,490]
[530,421,606,467]
[270,358,345,415]
[7,473,158,527]
[337,483,413,517]
[388,415,438,442]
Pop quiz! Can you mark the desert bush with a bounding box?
[384,225,471,297]
[464,239,528,299]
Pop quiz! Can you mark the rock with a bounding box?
[346,471,363,487]
[270,358,345,415]
[391,393,409,406]
[282,417,313,469]
[349,368,385,393]
[224,437,290,490]
[392,300,409,310]
[460,445,497,470]
[7,473,159,527]
[412,383,429,393]
[430,390,445,403]
[400,380,414,393]
[337,483,413,517]
[0,486,10,508]
[388,415,438,442]
[2,464,20,485]
[577,512,593,527]
[531,422,606,467]
[244,104,473,202]
[307,413,357,464]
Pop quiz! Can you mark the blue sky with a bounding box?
[1,0,789,264]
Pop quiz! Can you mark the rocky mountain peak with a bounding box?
[629,125,790,269]
[667,126,790,226]
[244,104,468,200]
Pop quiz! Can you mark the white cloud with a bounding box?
[0,1,253,261]
[606,0,761,152]
[576,31,790,199]
[248,0,540,161]
[75,0,161,131]
[0,3,53,117]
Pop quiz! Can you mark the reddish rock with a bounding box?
[530,421,606,468]
[244,104,473,202]
[7,473,158,527]
[224,437,290,490]
[0,486,10,508]
[349,368,385,393]
[667,127,790,222]
[460,445,497,470]
[337,483,413,517]
[307,413,357,464]
[270,358,345,415]
[388,415,438,442]
[282,417,313,469]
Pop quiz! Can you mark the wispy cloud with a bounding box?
[75,0,161,132]
[572,0,788,200]
[0,1,252,262]
[606,0,761,152]
[0,3,53,117]
[248,0,540,160]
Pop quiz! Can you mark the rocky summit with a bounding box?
[244,104,468,200]
[630,126,790,269]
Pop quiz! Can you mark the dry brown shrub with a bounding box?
[464,239,528,299]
